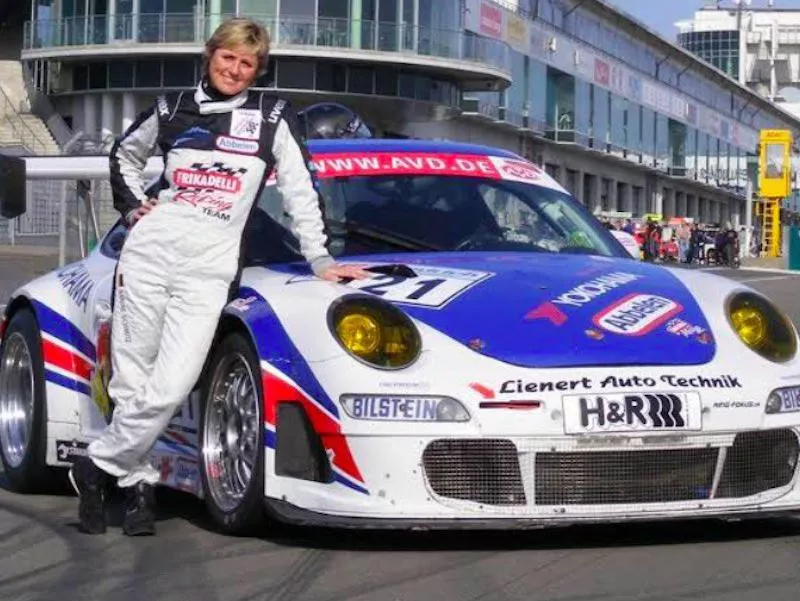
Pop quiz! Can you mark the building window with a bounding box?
[591,85,609,150]
[316,63,346,91]
[238,0,271,17]
[348,66,374,95]
[600,177,610,211]
[285,0,315,18]
[73,64,88,90]
[378,0,399,51]
[319,0,348,19]
[277,59,315,89]
[565,169,578,197]
[135,59,160,87]
[582,173,594,207]
[686,127,698,180]
[641,107,655,166]
[678,30,740,79]
[398,72,415,99]
[546,67,575,141]
[256,60,277,87]
[109,61,135,88]
[668,119,687,173]
[375,67,397,96]
[88,62,107,89]
[163,58,195,86]
[609,93,627,152]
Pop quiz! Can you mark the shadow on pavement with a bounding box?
[264,514,800,553]
[2,471,799,551]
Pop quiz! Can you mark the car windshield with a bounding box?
[246,174,626,265]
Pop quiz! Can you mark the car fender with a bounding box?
[2,252,117,462]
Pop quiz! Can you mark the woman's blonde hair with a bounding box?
[203,18,271,76]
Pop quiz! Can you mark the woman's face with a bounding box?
[208,44,259,95]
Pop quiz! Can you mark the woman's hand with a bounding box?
[319,263,372,282]
[130,198,158,226]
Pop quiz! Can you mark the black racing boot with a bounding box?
[122,482,156,536]
[68,456,108,534]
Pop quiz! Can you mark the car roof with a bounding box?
[306,138,522,159]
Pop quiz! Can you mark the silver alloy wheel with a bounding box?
[0,332,35,469]
[203,352,261,513]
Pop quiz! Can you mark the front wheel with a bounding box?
[199,331,267,535]
[0,309,52,492]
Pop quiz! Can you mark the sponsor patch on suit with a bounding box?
[230,109,262,140]
[216,135,259,154]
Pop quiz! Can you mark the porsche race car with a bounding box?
[2,138,800,533]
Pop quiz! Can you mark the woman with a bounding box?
[69,18,369,536]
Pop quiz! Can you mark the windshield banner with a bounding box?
[266,152,565,192]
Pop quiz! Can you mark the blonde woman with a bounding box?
[69,17,368,536]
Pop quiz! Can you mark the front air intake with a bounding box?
[275,402,332,483]
[422,439,526,505]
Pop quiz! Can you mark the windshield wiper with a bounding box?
[326,220,440,252]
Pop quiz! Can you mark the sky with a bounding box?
[608,0,800,40]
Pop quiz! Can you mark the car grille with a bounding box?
[535,447,718,505]
[422,439,526,505]
[422,430,799,507]
[716,429,799,498]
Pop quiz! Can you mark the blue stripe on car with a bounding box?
[333,472,370,495]
[227,287,340,419]
[44,368,91,396]
[31,299,96,361]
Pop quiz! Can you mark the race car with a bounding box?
[1,138,800,533]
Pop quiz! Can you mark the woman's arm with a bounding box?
[109,103,162,225]
[271,103,335,276]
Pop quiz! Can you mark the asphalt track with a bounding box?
[1,260,800,601]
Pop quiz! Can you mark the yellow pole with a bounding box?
[770,199,782,257]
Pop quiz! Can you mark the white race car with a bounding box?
[1,139,799,533]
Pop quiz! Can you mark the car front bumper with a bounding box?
[264,427,800,528]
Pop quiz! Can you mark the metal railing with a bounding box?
[23,13,510,72]
[21,63,75,150]
[0,84,53,156]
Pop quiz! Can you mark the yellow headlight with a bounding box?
[336,313,381,355]
[727,292,797,363]
[730,306,767,347]
[330,296,421,369]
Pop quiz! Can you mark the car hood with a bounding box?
[344,252,716,368]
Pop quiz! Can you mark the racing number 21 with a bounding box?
[360,275,446,300]
[347,269,491,308]
[350,274,465,307]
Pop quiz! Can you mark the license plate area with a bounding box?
[562,392,703,434]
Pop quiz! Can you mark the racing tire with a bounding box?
[199,331,267,536]
[0,309,55,493]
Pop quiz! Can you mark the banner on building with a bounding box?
[462,0,759,152]
[759,130,793,198]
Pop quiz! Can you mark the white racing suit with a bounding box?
[88,82,334,487]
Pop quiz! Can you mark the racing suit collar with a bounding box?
[194,80,249,114]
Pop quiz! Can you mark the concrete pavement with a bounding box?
[0,244,62,303]
[740,255,791,271]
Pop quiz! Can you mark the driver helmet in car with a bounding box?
[298,102,373,140]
